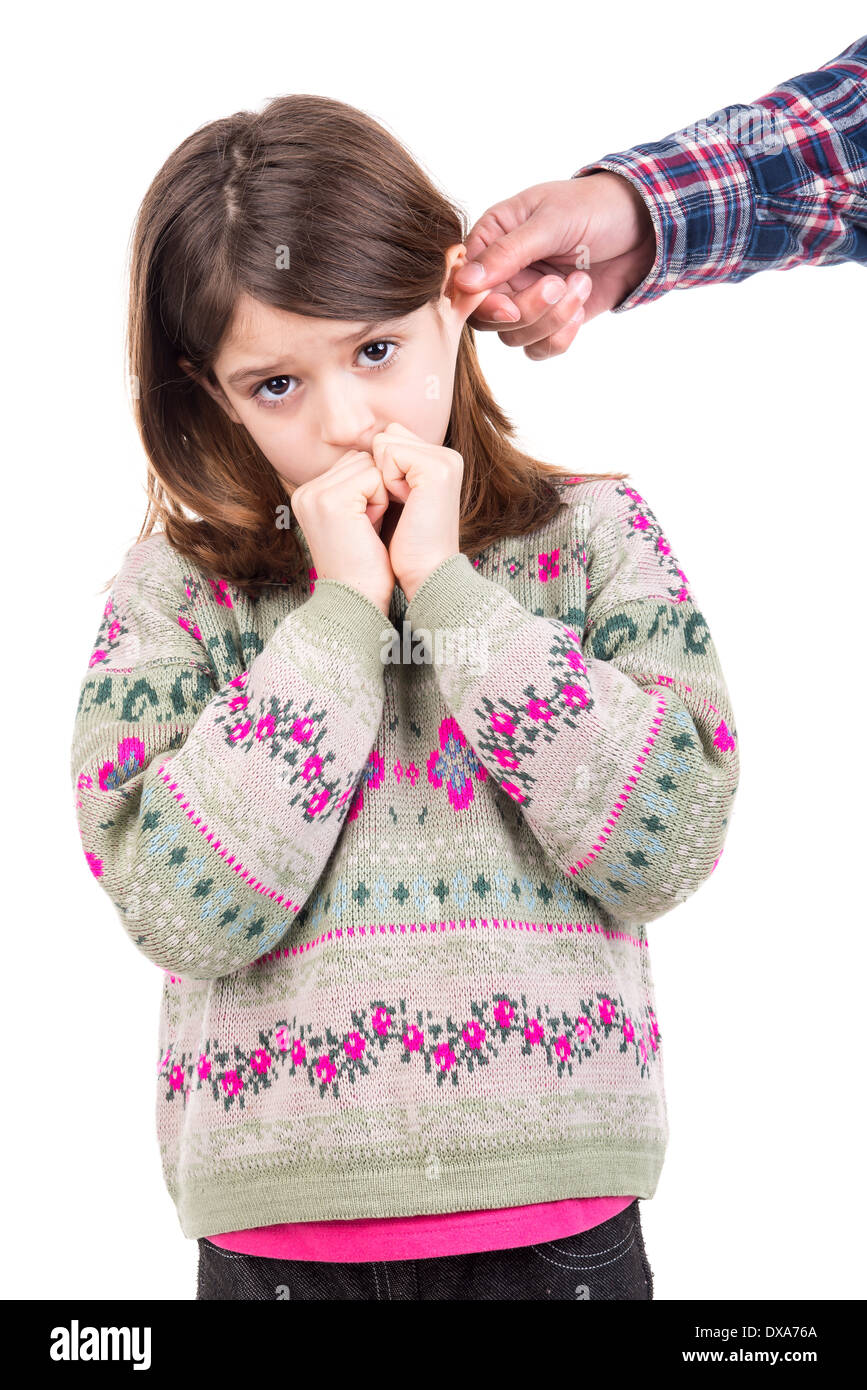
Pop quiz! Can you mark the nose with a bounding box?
[317,378,378,454]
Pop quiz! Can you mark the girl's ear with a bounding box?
[441,244,490,324]
[177,357,244,425]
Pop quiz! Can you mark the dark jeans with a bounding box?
[196,1197,654,1301]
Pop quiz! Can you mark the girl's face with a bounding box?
[189,244,480,501]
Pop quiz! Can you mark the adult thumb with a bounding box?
[454,213,550,290]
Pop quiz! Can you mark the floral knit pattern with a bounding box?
[70,475,739,1235]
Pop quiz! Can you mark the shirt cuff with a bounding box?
[571,117,756,310]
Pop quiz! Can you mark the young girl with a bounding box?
[70,93,740,1302]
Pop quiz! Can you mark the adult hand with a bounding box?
[453,172,657,359]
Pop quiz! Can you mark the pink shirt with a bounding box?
[206,1196,637,1263]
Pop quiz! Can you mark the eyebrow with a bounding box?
[225,318,404,387]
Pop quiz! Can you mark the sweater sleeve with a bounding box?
[70,534,397,980]
[403,481,740,929]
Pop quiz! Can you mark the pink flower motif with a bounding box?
[567,649,587,673]
[554,1033,572,1061]
[118,737,146,768]
[713,720,736,752]
[169,1065,184,1091]
[85,850,103,877]
[315,1055,337,1084]
[302,753,322,779]
[402,1025,424,1052]
[561,683,589,710]
[493,999,515,1028]
[639,1040,647,1064]
[178,614,202,641]
[229,672,249,689]
[501,781,526,803]
[649,1015,659,1038]
[524,1018,544,1045]
[366,749,386,790]
[307,789,330,817]
[538,549,560,582]
[292,717,315,742]
[197,1054,211,1079]
[649,1032,658,1053]
[526,698,553,721]
[291,1040,307,1065]
[107,621,121,642]
[208,577,234,607]
[491,711,515,736]
[250,1049,272,1074]
[306,787,331,816]
[599,998,617,1025]
[622,1018,635,1042]
[344,1032,366,1060]
[103,598,113,618]
[427,716,487,812]
[576,1016,592,1042]
[89,649,108,666]
[221,1070,243,1096]
[492,747,520,770]
[564,627,581,642]
[624,487,643,503]
[274,1027,290,1051]
[372,1008,392,1036]
[98,737,147,791]
[631,513,650,531]
[256,714,275,740]
[229,720,251,742]
[347,786,365,822]
[434,1042,456,1073]
[405,764,420,786]
[656,535,671,556]
[228,694,249,712]
[462,1020,486,1050]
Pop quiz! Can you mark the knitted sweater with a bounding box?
[70,474,739,1240]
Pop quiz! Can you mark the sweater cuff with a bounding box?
[404,552,504,633]
[292,578,399,681]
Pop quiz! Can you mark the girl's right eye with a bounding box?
[252,376,294,409]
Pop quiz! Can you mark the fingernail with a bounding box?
[494,305,521,322]
[541,279,566,304]
[459,262,485,285]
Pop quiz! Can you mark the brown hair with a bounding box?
[122,93,628,600]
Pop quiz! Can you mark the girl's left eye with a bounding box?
[251,340,403,410]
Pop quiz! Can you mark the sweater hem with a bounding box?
[173,1144,665,1240]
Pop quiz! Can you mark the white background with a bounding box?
[5,0,865,1301]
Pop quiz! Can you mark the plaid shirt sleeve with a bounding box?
[571,35,867,311]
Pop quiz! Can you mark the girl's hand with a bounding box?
[290,450,396,617]
[370,423,463,604]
